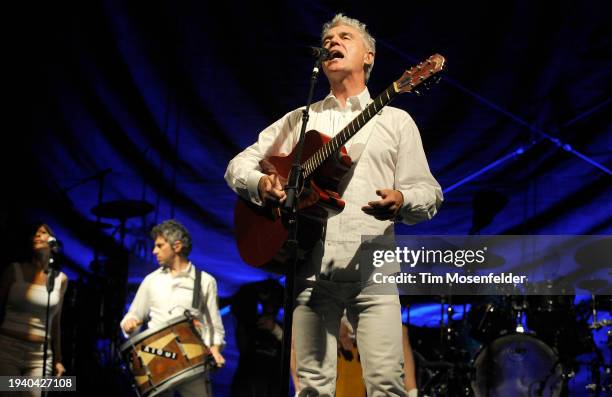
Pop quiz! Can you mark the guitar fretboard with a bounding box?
[302,84,398,178]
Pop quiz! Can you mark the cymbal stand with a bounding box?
[587,294,611,396]
[591,293,599,326]
[511,295,528,333]
[445,295,455,348]
[605,330,611,394]
[60,168,112,262]
[438,295,448,359]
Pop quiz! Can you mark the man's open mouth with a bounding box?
[329,50,344,60]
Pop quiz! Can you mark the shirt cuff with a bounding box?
[119,313,141,338]
[212,335,226,350]
[396,187,440,225]
[246,170,266,206]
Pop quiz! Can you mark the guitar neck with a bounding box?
[302,83,398,178]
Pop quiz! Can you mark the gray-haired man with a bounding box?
[226,14,442,397]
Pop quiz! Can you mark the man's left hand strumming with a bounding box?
[361,189,404,220]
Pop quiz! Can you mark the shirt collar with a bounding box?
[161,261,194,278]
[323,87,371,111]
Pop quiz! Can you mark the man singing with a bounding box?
[121,220,225,397]
[225,13,442,397]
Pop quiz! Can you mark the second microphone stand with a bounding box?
[42,254,58,397]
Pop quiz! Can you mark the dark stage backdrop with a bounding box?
[5,0,611,394]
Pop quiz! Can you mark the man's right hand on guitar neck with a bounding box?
[258,174,287,204]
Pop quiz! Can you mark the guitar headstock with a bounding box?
[394,54,446,94]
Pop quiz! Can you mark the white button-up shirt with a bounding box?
[225,88,443,280]
[120,262,225,347]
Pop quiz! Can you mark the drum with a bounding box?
[527,294,596,358]
[120,316,214,397]
[471,333,563,397]
[527,293,575,341]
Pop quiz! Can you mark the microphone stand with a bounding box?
[279,53,326,396]
[42,254,58,397]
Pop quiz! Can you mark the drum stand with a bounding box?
[584,294,610,396]
[415,295,472,397]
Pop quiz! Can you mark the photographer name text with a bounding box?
[372,272,528,285]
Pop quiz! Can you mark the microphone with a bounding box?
[309,46,332,61]
[47,236,62,253]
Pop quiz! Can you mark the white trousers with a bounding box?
[0,333,53,397]
[293,280,408,397]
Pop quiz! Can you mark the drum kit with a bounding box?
[407,281,612,396]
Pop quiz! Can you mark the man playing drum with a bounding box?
[121,219,225,397]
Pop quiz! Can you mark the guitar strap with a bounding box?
[192,266,202,310]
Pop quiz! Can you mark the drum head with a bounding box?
[472,334,563,397]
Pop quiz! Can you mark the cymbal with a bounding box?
[577,279,610,293]
[123,224,157,236]
[467,253,505,269]
[598,286,612,296]
[91,200,154,220]
[82,219,114,229]
[574,237,612,268]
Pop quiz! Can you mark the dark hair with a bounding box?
[150,220,192,257]
[33,223,56,239]
[15,222,57,260]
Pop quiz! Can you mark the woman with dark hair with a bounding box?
[0,223,68,387]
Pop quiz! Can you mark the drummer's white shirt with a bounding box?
[120,262,225,348]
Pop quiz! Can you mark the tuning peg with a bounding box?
[413,89,422,96]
